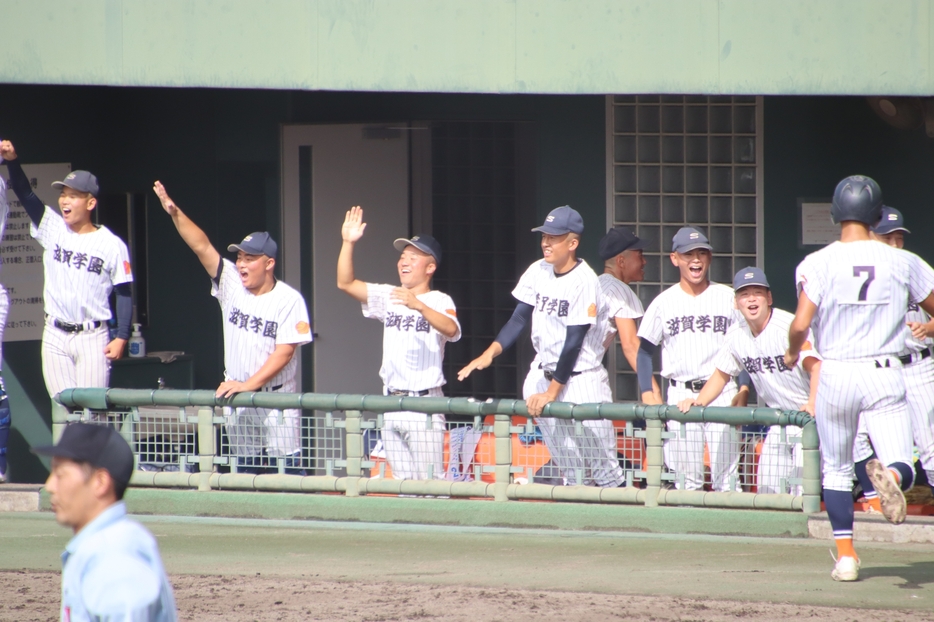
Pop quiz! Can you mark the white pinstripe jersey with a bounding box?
[31,206,132,323]
[796,240,934,360]
[213,258,312,389]
[715,309,819,410]
[513,259,600,371]
[596,272,643,355]
[637,282,738,381]
[904,251,934,354]
[363,284,461,392]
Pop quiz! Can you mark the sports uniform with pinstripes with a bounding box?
[32,204,132,401]
[363,284,460,480]
[796,240,934,529]
[638,282,741,491]
[714,310,818,494]
[0,175,10,480]
[516,259,625,488]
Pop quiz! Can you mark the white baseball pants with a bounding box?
[381,386,445,481]
[224,383,302,458]
[818,358,911,492]
[757,425,803,495]
[523,365,625,488]
[41,318,110,400]
[853,355,934,483]
[665,383,740,492]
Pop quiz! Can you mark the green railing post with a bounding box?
[344,410,363,497]
[197,407,215,492]
[644,418,663,507]
[493,414,511,502]
[801,418,821,513]
[51,400,70,443]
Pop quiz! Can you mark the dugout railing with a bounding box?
[56,388,820,513]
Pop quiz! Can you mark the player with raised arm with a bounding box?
[851,206,934,511]
[785,177,934,582]
[636,227,748,492]
[154,182,311,474]
[1,140,132,423]
[337,206,460,482]
[597,227,661,402]
[677,267,821,494]
[459,206,625,488]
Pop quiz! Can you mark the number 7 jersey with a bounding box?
[795,240,934,360]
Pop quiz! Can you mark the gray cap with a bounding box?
[52,170,99,197]
[872,206,910,235]
[733,266,770,291]
[671,227,712,253]
[227,231,278,258]
[531,205,584,235]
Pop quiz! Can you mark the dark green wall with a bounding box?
[0,85,606,482]
[763,96,934,311]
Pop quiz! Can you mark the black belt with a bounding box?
[263,384,284,392]
[899,347,932,366]
[387,388,430,397]
[670,378,706,392]
[539,364,581,383]
[51,318,103,334]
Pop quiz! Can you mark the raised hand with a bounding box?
[152,181,178,216]
[0,140,17,161]
[342,206,367,243]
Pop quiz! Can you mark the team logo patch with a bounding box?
[123,260,132,276]
[65,173,76,180]
[445,309,457,317]
[689,232,699,239]
[888,213,898,221]
[744,272,754,279]
[587,303,597,317]
[546,215,555,222]
[296,321,310,334]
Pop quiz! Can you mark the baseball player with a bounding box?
[154,182,312,475]
[597,227,661,402]
[459,206,625,488]
[0,171,10,482]
[32,423,177,620]
[677,267,821,495]
[851,206,934,510]
[337,206,460,481]
[1,141,133,418]
[636,227,747,492]
[785,176,934,581]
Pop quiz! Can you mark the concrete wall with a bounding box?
[3,1,934,95]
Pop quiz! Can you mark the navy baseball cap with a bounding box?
[598,227,647,260]
[228,232,278,258]
[52,170,99,197]
[532,206,584,235]
[393,234,442,265]
[671,227,712,253]
[733,266,770,292]
[32,423,134,489]
[872,206,910,235]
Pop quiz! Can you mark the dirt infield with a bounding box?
[3,570,930,622]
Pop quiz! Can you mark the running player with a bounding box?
[785,177,934,581]
[636,227,747,492]
[1,141,133,425]
[154,182,312,474]
[0,172,10,482]
[852,206,934,510]
[677,267,821,494]
[337,206,460,481]
[459,206,625,488]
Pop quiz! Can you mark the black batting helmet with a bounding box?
[830,175,883,225]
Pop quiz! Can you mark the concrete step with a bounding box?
[0,484,42,512]
[808,510,934,544]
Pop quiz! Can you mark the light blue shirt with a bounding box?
[61,502,177,622]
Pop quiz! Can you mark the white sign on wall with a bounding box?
[800,201,838,247]
[2,163,72,342]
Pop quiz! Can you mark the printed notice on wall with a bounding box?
[800,201,837,247]
[3,163,72,342]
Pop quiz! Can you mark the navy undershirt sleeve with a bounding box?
[4,158,45,226]
[552,324,590,385]
[493,302,533,351]
[114,283,133,340]
[211,258,224,287]
[737,371,751,390]
[637,338,657,394]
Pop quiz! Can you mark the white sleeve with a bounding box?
[636,296,664,345]
[511,262,539,307]
[908,253,934,307]
[426,292,461,343]
[796,255,825,306]
[276,293,313,346]
[109,238,134,286]
[713,337,743,377]
[362,283,393,321]
[211,258,240,307]
[566,271,598,326]
[29,205,64,250]
[603,278,643,320]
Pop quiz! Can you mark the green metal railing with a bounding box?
[57,388,821,513]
